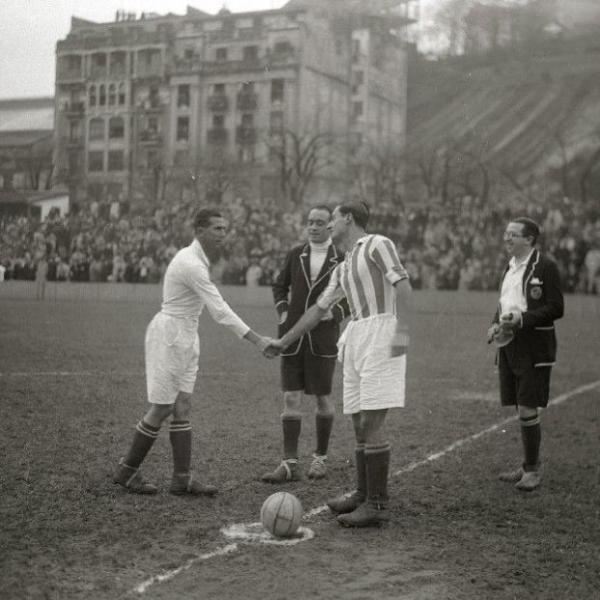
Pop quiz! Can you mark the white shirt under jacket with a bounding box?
[499,249,534,316]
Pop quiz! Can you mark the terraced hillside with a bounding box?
[408,43,600,177]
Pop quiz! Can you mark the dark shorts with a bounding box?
[498,351,551,408]
[281,339,336,396]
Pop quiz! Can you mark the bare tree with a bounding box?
[265,129,339,206]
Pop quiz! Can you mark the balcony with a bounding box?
[139,130,162,144]
[235,126,256,145]
[61,136,84,148]
[207,128,228,145]
[236,92,258,111]
[63,102,85,116]
[57,67,84,82]
[207,94,229,112]
[203,58,262,76]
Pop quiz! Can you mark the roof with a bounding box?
[0,97,54,133]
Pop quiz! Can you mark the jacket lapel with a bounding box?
[311,244,339,289]
[299,244,311,289]
[522,249,540,293]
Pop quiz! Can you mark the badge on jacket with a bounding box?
[530,286,542,300]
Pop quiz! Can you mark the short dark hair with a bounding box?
[194,208,223,230]
[512,217,540,245]
[308,204,332,217]
[337,201,370,229]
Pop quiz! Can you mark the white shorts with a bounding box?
[145,312,200,405]
[338,314,406,415]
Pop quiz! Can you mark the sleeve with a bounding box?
[369,236,409,285]
[186,264,250,338]
[272,250,292,316]
[316,264,346,311]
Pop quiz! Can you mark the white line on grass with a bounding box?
[129,379,599,595]
[0,370,247,378]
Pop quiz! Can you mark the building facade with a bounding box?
[54,2,414,208]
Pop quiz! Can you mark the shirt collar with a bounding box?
[509,248,534,270]
[191,238,210,268]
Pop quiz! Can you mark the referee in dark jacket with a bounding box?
[488,217,564,491]
[262,205,349,483]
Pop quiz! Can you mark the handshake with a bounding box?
[256,336,286,359]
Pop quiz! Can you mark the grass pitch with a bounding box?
[1,287,598,600]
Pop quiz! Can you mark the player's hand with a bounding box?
[500,310,521,330]
[278,311,288,325]
[263,339,284,359]
[256,335,275,353]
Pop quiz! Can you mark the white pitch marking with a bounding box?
[130,379,600,595]
[0,370,247,378]
[221,522,314,545]
[132,543,238,595]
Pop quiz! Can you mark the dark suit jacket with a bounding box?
[272,243,349,357]
[493,249,564,368]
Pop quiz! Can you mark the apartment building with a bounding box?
[54,1,416,207]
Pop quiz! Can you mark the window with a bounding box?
[147,116,158,133]
[243,46,258,61]
[352,101,363,117]
[270,111,283,131]
[89,118,104,141]
[108,150,124,171]
[241,113,254,128]
[212,114,225,128]
[214,83,225,95]
[108,83,116,106]
[89,85,96,107]
[273,40,292,55]
[271,79,284,102]
[216,47,228,61]
[99,84,106,106]
[241,81,254,93]
[69,121,80,141]
[177,84,190,108]
[88,151,104,172]
[177,116,189,141]
[109,117,124,139]
[118,82,126,105]
[184,47,194,59]
[68,151,79,174]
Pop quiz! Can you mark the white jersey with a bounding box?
[317,234,408,320]
[160,238,249,338]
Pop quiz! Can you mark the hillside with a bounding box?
[407,38,600,178]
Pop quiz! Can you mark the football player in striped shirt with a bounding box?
[265,201,412,527]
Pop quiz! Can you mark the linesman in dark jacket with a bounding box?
[262,205,349,483]
[487,217,564,491]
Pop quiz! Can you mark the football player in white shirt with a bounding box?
[113,209,272,496]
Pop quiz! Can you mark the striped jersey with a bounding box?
[316,234,408,320]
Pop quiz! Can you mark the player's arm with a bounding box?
[187,267,272,351]
[369,237,411,357]
[266,265,345,357]
[392,278,412,357]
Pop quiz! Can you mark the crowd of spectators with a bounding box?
[1,191,599,294]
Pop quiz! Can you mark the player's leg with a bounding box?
[513,367,550,491]
[306,353,336,479]
[261,351,304,483]
[337,321,401,527]
[497,350,523,482]
[261,389,303,482]
[169,391,218,496]
[327,343,363,514]
[113,402,173,494]
[337,409,391,527]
